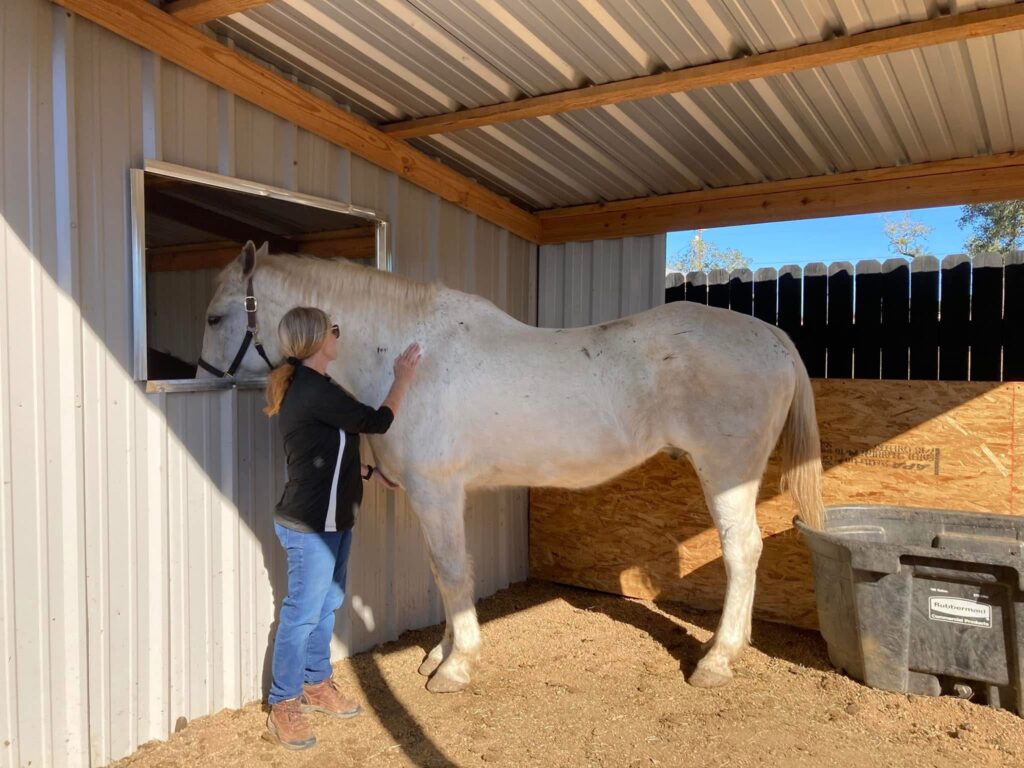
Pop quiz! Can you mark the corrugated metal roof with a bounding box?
[208,0,1024,210]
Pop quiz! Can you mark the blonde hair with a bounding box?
[264,306,331,416]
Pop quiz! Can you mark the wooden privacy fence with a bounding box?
[665,252,1024,381]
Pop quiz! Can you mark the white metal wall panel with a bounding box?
[0,2,536,766]
[537,235,666,328]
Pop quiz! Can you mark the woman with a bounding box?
[263,306,421,750]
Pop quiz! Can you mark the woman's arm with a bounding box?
[312,343,421,434]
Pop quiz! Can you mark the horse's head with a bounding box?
[196,240,279,379]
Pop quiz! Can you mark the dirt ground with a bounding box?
[111,580,1023,768]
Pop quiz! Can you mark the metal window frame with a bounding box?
[130,160,392,393]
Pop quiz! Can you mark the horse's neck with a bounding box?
[264,261,435,402]
[331,302,417,402]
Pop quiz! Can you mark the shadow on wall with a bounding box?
[2,11,534,766]
[4,214,522,768]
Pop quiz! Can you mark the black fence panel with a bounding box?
[827,262,854,379]
[753,267,777,326]
[909,256,939,380]
[854,260,882,379]
[665,252,1022,382]
[707,269,730,309]
[1006,252,1024,380]
[939,255,971,380]
[729,268,753,315]
[802,262,827,378]
[778,265,802,355]
[880,258,909,379]
[970,253,1003,381]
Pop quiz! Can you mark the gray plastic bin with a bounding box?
[795,505,1024,713]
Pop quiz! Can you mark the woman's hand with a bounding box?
[382,343,422,416]
[393,343,422,382]
[361,464,399,488]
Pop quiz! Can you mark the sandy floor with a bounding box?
[111,580,1023,768]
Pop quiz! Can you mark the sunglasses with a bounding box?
[330,323,340,339]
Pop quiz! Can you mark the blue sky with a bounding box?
[666,205,968,271]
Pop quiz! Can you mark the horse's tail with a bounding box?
[772,328,824,529]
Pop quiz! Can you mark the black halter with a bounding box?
[197,275,275,378]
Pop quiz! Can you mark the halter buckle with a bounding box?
[244,295,258,313]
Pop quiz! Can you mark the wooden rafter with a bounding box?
[537,153,1024,244]
[147,226,377,271]
[54,0,541,242]
[146,188,294,250]
[164,0,274,26]
[382,3,1024,139]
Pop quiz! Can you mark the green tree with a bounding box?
[958,201,1024,255]
[668,229,749,273]
[883,214,932,258]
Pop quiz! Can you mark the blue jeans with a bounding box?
[269,522,353,704]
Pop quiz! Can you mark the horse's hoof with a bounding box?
[418,654,442,677]
[688,664,734,689]
[426,654,473,693]
[426,672,469,693]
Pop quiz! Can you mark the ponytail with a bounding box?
[263,362,296,416]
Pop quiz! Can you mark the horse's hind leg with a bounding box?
[688,463,764,689]
[408,480,480,693]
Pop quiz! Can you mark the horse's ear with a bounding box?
[238,240,259,279]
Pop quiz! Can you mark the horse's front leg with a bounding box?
[408,480,479,693]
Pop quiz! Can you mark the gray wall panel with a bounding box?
[538,235,666,328]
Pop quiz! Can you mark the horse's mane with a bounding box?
[224,253,439,319]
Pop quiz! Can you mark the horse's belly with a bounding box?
[470,439,651,490]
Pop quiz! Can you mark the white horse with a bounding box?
[199,242,823,692]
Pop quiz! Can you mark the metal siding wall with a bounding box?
[147,268,219,364]
[537,235,666,328]
[0,3,536,766]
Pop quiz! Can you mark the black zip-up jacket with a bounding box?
[274,364,394,533]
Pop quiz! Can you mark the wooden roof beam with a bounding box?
[53,0,542,243]
[163,0,274,26]
[538,152,1024,244]
[382,3,1024,139]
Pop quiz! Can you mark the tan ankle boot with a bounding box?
[265,698,316,750]
[300,679,363,718]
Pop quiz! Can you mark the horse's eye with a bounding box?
[207,315,222,327]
